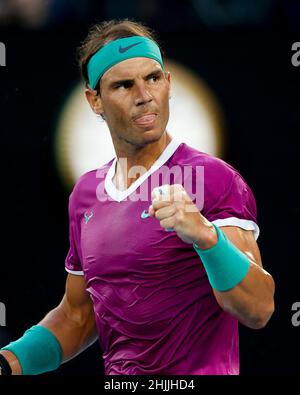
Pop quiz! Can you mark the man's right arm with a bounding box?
[0,273,98,374]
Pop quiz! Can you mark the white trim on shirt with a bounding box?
[65,268,84,276]
[104,138,182,202]
[211,217,260,240]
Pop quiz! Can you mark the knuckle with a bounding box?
[152,200,159,210]
[176,209,184,223]
[173,183,183,190]
[160,219,167,228]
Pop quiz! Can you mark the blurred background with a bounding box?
[0,0,300,376]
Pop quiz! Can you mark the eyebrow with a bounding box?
[108,69,164,88]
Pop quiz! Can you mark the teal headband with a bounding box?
[87,36,164,89]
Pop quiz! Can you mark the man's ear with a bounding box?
[165,71,171,99]
[166,70,171,83]
[85,88,103,115]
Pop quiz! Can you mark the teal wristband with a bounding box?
[193,224,250,291]
[1,325,62,375]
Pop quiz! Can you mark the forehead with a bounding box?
[101,57,163,83]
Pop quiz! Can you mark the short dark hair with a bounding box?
[77,19,163,91]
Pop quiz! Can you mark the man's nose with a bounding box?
[134,83,153,106]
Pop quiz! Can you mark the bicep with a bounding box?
[59,274,95,324]
[220,226,263,267]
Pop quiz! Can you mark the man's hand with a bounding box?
[149,184,275,329]
[148,184,217,250]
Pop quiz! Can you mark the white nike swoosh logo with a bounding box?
[141,210,150,219]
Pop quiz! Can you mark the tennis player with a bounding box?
[0,19,275,375]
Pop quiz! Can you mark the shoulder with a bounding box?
[172,142,256,212]
[69,159,114,210]
[202,153,247,196]
[172,142,242,182]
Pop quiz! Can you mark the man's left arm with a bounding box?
[150,184,275,330]
[210,226,275,329]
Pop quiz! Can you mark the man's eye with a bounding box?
[115,81,132,89]
[149,75,159,82]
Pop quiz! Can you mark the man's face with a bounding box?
[96,57,171,148]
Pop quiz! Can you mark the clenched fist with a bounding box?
[148,184,218,250]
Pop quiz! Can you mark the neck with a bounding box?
[112,132,172,190]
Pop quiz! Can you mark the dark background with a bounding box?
[0,0,300,376]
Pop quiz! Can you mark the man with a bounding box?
[0,19,274,376]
